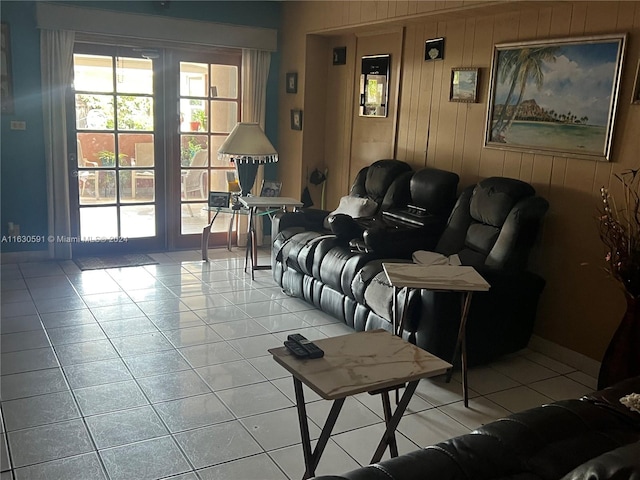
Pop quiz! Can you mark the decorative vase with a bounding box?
[597,291,640,389]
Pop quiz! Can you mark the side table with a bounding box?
[238,196,302,279]
[201,206,250,262]
[269,329,451,480]
[382,263,490,407]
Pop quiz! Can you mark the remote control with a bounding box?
[284,340,309,358]
[287,333,324,359]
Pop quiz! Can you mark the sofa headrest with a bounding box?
[470,177,536,227]
[363,159,412,204]
[410,168,459,217]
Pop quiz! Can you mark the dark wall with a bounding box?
[0,1,281,252]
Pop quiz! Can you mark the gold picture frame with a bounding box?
[450,67,479,103]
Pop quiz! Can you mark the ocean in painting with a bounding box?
[495,121,606,154]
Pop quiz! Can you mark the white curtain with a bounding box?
[238,48,271,246]
[41,29,75,259]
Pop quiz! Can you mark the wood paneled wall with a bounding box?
[278,1,640,361]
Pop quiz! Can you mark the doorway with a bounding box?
[174,52,241,249]
[69,44,241,255]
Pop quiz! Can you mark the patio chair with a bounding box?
[132,142,155,199]
[77,139,99,198]
[182,149,209,215]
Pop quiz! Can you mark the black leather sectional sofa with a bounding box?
[271,160,549,368]
[311,376,640,480]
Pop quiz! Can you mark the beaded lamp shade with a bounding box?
[217,123,278,196]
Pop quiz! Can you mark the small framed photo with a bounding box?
[333,46,347,65]
[208,191,231,208]
[286,72,298,94]
[450,67,479,103]
[425,37,444,61]
[633,60,640,105]
[291,109,303,131]
[260,180,282,197]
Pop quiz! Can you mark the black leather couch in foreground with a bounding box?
[312,376,640,480]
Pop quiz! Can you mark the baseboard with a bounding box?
[528,334,601,378]
[1,250,49,264]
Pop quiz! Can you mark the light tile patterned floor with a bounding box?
[0,248,597,480]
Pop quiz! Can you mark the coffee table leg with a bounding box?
[293,379,313,478]
[201,210,220,262]
[380,391,399,457]
[370,380,419,464]
[227,210,235,251]
[244,208,254,278]
[445,292,473,407]
[294,378,345,480]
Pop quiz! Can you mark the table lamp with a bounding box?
[217,123,278,207]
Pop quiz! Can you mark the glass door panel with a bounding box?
[178,59,239,237]
[71,48,162,252]
[119,133,155,204]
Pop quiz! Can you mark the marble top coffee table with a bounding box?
[268,329,451,480]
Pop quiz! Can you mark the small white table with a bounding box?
[382,263,490,407]
[239,196,303,279]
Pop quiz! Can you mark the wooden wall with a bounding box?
[278,0,640,362]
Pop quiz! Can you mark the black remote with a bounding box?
[284,340,309,358]
[287,333,324,359]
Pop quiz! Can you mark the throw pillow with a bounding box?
[323,196,378,229]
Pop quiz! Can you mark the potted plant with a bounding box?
[180,138,203,167]
[96,150,128,196]
[597,168,640,388]
[192,109,207,132]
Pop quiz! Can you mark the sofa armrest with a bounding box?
[329,214,366,242]
[560,441,640,480]
[272,208,331,240]
[362,216,445,257]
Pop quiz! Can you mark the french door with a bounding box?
[68,43,240,255]
[173,51,241,249]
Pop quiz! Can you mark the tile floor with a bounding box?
[0,247,597,480]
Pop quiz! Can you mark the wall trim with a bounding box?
[528,334,601,378]
[36,2,278,52]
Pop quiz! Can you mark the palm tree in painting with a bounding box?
[491,49,523,136]
[491,46,559,142]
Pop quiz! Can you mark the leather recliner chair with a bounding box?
[346,167,459,258]
[271,159,413,282]
[272,159,413,245]
[361,176,550,365]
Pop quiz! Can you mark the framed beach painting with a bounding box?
[485,34,626,162]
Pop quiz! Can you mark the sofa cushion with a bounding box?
[470,177,535,227]
[350,159,413,208]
